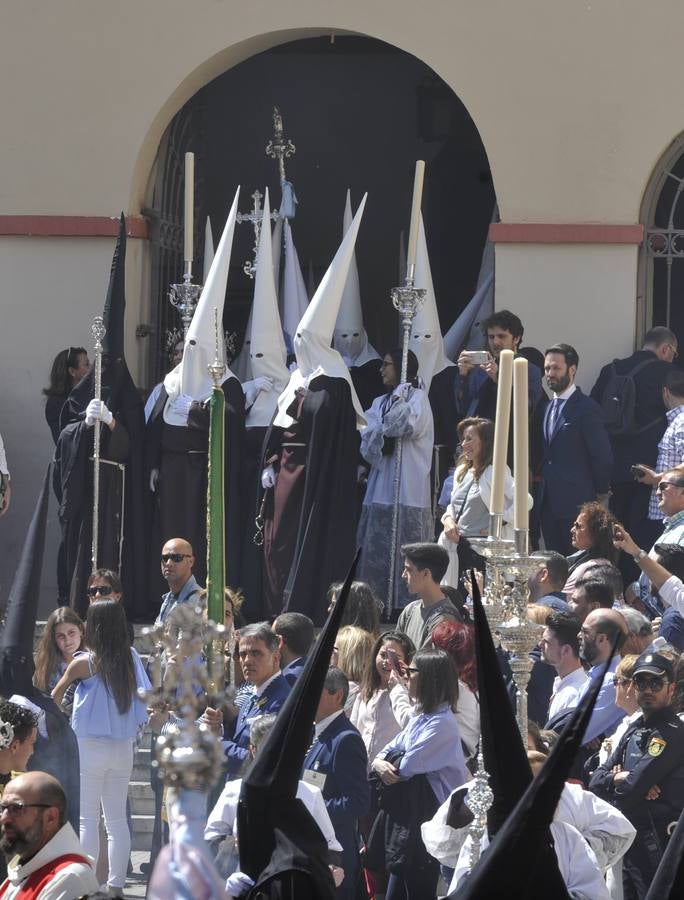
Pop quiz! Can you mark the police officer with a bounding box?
[589,650,684,899]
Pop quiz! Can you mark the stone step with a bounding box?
[131,814,154,851]
[129,782,155,817]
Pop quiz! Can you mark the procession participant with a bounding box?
[42,347,90,444]
[55,216,147,618]
[146,189,245,589]
[332,190,382,412]
[260,196,368,623]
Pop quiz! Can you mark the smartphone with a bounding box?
[630,465,646,479]
[385,648,403,674]
[464,350,491,366]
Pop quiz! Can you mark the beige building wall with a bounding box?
[1,0,683,608]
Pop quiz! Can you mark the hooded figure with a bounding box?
[332,190,382,411]
[146,188,245,589]
[0,467,80,832]
[409,217,458,469]
[236,553,360,899]
[260,197,367,623]
[55,214,147,619]
[281,220,309,355]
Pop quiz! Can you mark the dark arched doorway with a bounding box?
[145,35,495,385]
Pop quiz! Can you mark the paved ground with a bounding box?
[124,851,151,898]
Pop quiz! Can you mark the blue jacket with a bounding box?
[303,713,369,898]
[534,388,613,518]
[223,673,291,777]
[455,359,543,420]
[281,656,306,687]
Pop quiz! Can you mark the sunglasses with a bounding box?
[657,481,684,493]
[161,553,191,563]
[86,585,113,598]
[612,676,631,687]
[0,802,53,816]
[634,675,668,692]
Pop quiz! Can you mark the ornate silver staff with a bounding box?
[386,162,427,612]
[90,315,106,571]
[465,748,494,867]
[266,106,296,185]
[236,188,278,278]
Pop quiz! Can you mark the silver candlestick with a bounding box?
[464,748,494,868]
[169,262,203,340]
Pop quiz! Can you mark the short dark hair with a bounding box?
[239,622,280,653]
[0,700,38,743]
[584,562,624,600]
[575,578,614,609]
[545,612,581,658]
[644,326,677,349]
[482,310,524,340]
[384,348,420,386]
[273,613,314,658]
[666,368,684,399]
[401,543,449,583]
[87,568,122,594]
[413,649,459,713]
[532,551,569,589]
[544,343,579,369]
[325,581,383,634]
[37,778,67,828]
[323,667,349,705]
[655,543,684,582]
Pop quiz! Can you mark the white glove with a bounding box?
[261,465,276,489]
[149,468,159,492]
[243,376,274,407]
[85,399,113,427]
[394,382,413,397]
[225,871,255,898]
[288,361,298,373]
[169,393,194,420]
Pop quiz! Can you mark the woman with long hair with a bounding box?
[333,625,376,713]
[86,568,134,645]
[430,618,479,760]
[371,649,468,900]
[43,346,90,443]
[326,580,383,636]
[563,500,620,593]
[357,348,435,608]
[438,416,530,586]
[33,607,85,693]
[52,601,150,897]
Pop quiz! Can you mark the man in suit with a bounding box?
[221,623,291,778]
[535,343,612,555]
[272,612,315,686]
[303,667,369,899]
[591,325,676,563]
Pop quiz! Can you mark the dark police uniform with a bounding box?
[590,706,684,899]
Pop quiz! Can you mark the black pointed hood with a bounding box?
[237,551,360,897]
[450,625,617,899]
[644,807,684,899]
[0,466,51,696]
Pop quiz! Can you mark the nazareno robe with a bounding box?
[261,375,359,625]
[145,377,245,592]
[240,425,268,621]
[350,358,384,414]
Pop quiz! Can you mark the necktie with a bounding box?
[547,397,562,441]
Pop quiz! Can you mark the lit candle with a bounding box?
[405,160,425,277]
[513,356,529,530]
[184,151,194,264]
[489,349,514,516]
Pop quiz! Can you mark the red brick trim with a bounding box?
[489,223,644,245]
[0,215,149,239]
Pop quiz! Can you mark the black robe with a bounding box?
[145,378,245,592]
[240,425,268,621]
[350,358,383,413]
[261,376,359,625]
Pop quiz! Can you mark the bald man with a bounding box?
[577,609,629,746]
[155,537,202,626]
[0,772,98,898]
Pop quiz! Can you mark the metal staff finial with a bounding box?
[266,106,296,184]
[236,189,279,279]
[91,315,106,572]
[208,307,226,387]
[465,747,494,869]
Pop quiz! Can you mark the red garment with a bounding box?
[0,853,91,899]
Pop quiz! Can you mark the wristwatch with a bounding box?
[633,549,647,561]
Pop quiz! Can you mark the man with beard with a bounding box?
[0,772,98,899]
[576,608,628,748]
[533,343,613,555]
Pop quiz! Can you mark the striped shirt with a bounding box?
[649,405,684,519]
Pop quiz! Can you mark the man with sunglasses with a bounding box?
[590,650,684,898]
[154,538,200,626]
[0,771,98,898]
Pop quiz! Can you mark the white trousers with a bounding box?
[78,736,133,889]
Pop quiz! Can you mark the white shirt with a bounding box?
[205,777,343,852]
[659,574,684,613]
[350,684,413,769]
[314,708,345,739]
[548,667,589,720]
[254,671,281,697]
[2,823,99,899]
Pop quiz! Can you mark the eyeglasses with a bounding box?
[612,676,631,687]
[657,480,684,493]
[161,553,191,563]
[633,675,668,692]
[86,585,113,598]
[0,802,53,816]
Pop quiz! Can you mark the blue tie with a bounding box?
[547,398,562,441]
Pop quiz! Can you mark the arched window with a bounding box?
[639,135,684,346]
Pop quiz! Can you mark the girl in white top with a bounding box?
[349,631,415,770]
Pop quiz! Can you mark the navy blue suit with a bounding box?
[223,673,291,777]
[281,656,306,686]
[303,713,369,899]
[534,387,613,555]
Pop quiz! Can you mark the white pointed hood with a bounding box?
[163,187,240,419]
[281,220,309,352]
[408,216,455,389]
[203,216,215,282]
[333,190,380,367]
[274,194,368,429]
[271,213,283,299]
[246,190,290,428]
[233,305,253,383]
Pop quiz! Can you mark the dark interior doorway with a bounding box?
[147,35,495,385]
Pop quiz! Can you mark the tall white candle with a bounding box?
[489,349,514,516]
[184,152,194,264]
[405,160,425,276]
[513,356,530,530]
